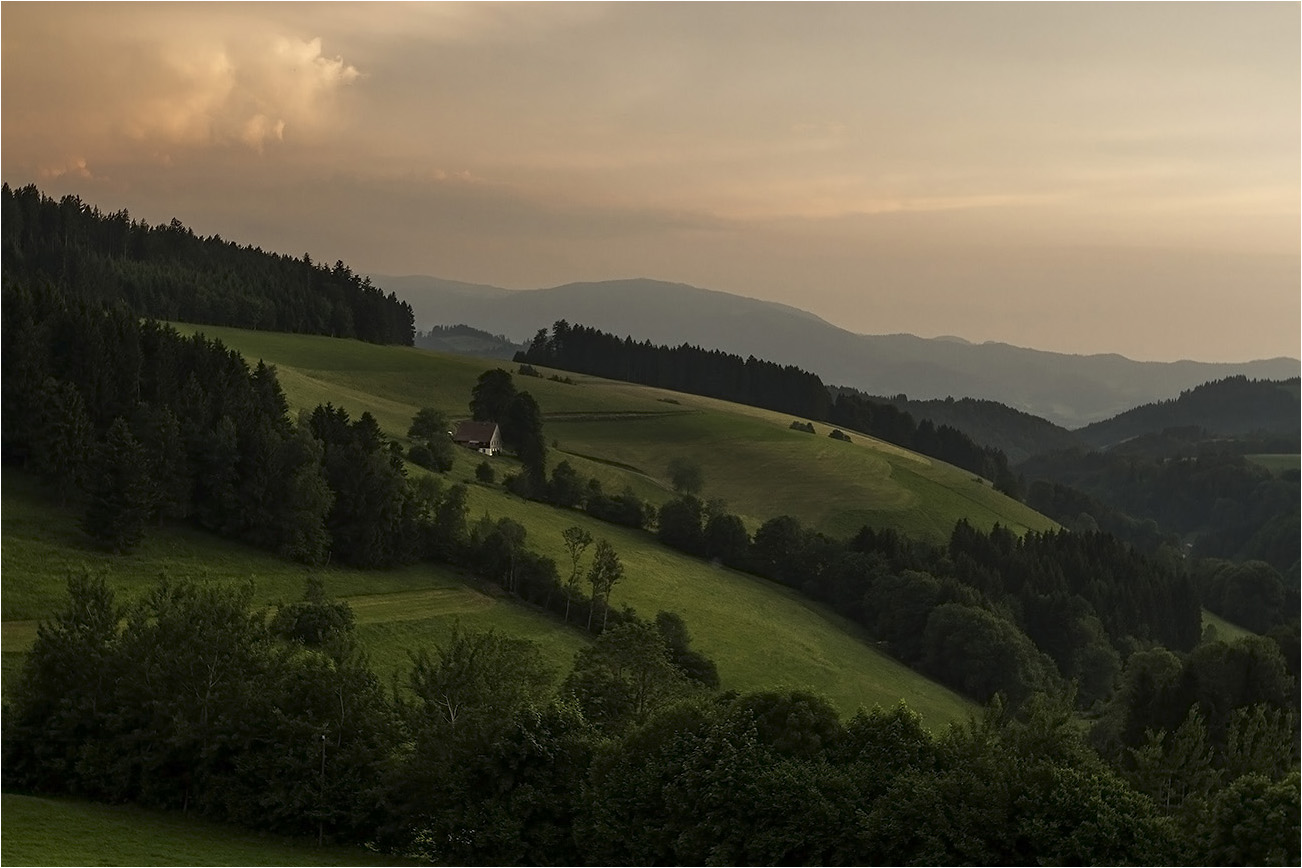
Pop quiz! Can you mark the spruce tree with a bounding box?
[82,417,154,552]
[30,377,94,504]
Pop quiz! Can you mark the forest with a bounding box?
[1,183,414,345]
[6,572,1297,865]
[1,189,1298,864]
[854,375,1300,597]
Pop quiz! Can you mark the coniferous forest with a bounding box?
[2,184,414,345]
[1,185,1298,865]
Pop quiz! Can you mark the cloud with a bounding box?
[38,157,94,182]
[2,7,360,172]
[126,35,359,152]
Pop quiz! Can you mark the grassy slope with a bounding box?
[0,793,417,866]
[178,324,1057,721]
[2,470,971,725]
[2,321,1065,729]
[1245,453,1301,475]
[2,324,1064,861]
[192,324,1054,540]
[1,475,587,691]
[1201,608,1255,644]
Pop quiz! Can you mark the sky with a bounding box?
[3,2,1298,362]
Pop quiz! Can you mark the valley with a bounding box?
[2,181,1295,866]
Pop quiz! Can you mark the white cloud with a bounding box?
[38,157,93,181]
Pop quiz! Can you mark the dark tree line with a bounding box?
[1020,448,1300,576]
[7,574,1296,866]
[2,183,414,345]
[5,282,331,559]
[648,491,1204,710]
[1025,479,1177,553]
[828,388,1020,494]
[1077,375,1301,449]
[502,456,651,531]
[518,320,832,419]
[874,393,1085,463]
[516,321,1019,493]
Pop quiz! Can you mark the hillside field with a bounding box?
[1,793,417,866]
[2,474,974,727]
[2,323,1066,733]
[1246,453,1301,475]
[186,324,1054,541]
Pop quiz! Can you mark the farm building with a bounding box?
[452,420,502,455]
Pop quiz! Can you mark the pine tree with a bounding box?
[82,417,154,552]
[30,377,94,504]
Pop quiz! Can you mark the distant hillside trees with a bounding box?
[1025,479,1176,553]
[519,320,832,420]
[1077,376,1301,449]
[1020,448,1300,575]
[414,324,524,358]
[518,320,1018,493]
[1,183,414,345]
[827,389,1019,494]
[872,393,1085,463]
[1015,375,1299,588]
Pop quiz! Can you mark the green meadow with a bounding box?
[1201,607,1256,644]
[1245,453,1301,476]
[1,322,1070,733]
[186,324,1055,541]
[1,793,418,866]
[2,470,973,726]
[0,474,588,692]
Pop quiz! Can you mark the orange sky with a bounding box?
[3,2,1298,362]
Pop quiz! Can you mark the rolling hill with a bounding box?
[4,321,1059,728]
[185,323,1052,542]
[853,392,1085,464]
[376,274,1299,428]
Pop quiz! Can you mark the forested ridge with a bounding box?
[1,183,414,345]
[518,320,1020,493]
[1022,448,1300,574]
[1078,376,1300,449]
[869,392,1085,463]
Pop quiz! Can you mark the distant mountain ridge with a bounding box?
[375,274,1299,428]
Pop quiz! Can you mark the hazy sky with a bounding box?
[4,2,1298,362]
